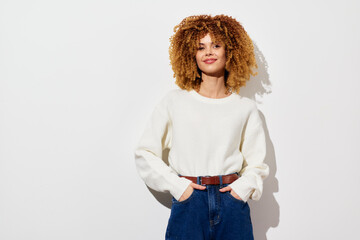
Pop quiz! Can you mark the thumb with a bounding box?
[219,186,232,192]
[191,183,207,190]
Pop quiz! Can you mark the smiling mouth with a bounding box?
[204,59,217,64]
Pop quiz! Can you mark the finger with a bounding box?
[191,183,207,190]
[230,190,243,200]
[193,183,206,189]
[219,186,232,192]
[232,192,242,200]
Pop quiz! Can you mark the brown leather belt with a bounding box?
[179,173,239,185]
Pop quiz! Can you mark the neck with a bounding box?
[197,72,229,98]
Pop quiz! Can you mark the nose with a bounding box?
[205,47,213,56]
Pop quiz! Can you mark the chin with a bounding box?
[201,70,225,77]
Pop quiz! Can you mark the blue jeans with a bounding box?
[165,174,254,240]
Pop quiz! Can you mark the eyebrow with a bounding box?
[199,42,220,45]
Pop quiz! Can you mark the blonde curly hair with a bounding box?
[169,14,258,94]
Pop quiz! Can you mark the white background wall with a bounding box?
[1,0,359,239]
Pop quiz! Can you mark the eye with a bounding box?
[197,47,204,50]
[214,44,221,48]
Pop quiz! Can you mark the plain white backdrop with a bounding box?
[1,0,359,239]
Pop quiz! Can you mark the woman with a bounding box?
[134,14,269,240]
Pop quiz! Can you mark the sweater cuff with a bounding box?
[170,177,193,201]
[228,174,257,203]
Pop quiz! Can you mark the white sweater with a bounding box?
[134,88,269,202]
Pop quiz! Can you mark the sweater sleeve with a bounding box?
[228,105,269,202]
[134,96,193,201]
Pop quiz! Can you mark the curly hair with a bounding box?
[169,14,258,94]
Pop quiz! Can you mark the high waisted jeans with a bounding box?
[165,173,254,240]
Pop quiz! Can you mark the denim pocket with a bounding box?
[225,191,246,204]
[172,188,197,204]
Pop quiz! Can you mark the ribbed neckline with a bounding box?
[189,89,237,103]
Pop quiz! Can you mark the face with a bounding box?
[195,33,226,78]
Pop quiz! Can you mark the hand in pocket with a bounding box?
[230,189,243,201]
[219,185,243,201]
[178,182,206,202]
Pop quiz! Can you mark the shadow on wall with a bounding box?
[147,41,279,240]
[240,41,272,102]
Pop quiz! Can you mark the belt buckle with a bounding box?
[200,175,211,186]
